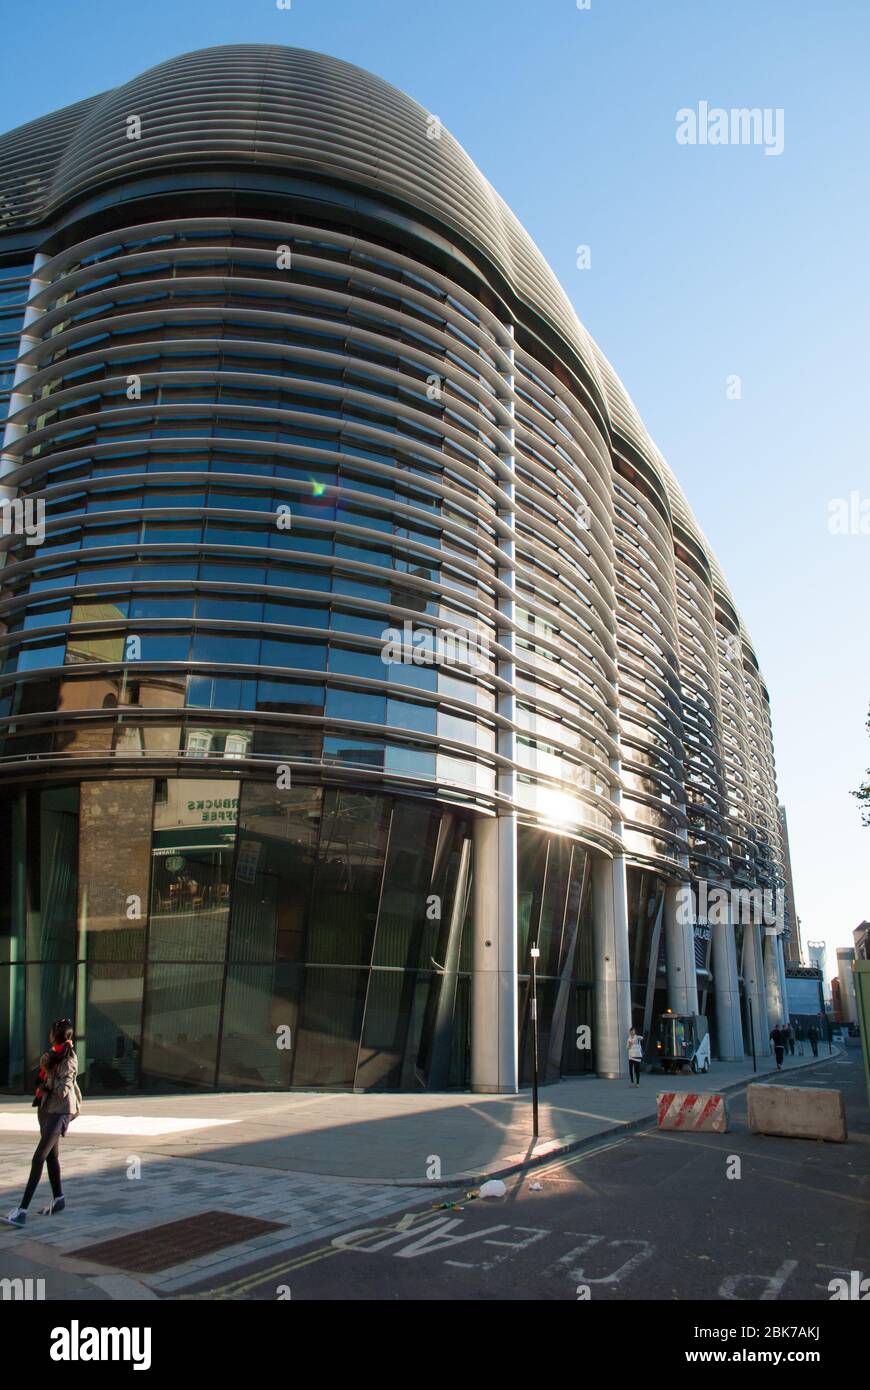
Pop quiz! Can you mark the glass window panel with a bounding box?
[15,643,67,672]
[191,633,259,665]
[261,638,327,670]
[25,787,78,961]
[83,964,144,1092]
[291,967,369,1087]
[200,562,265,583]
[325,689,386,724]
[83,526,138,548]
[22,606,72,630]
[142,523,202,543]
[517,826,548,965]
[197,596,263,622]
[388,660,437,692]
[518,977,558,1086]
[256,679,325,709]
[79,779,152,963]
[130,596,194,619]
[330,611,386,637]
[0,962,26,1088]
[332,577,389,601]
[385,746,436,778]
[26,962,76,1080]
[140,964,223,1088]
[264,602,328,628]
[253,726,323,760]
[371,804,440,969]
[328,646,388,680]
[356,970,430,1090]
[305,790,390,966]
[229,784,323,964]
[324,736,385,769]
[133,563,197,581]
[218,961,303,1088]
[537,834,572,977]
[438,711,478,746]
[187,675,256,710]
[138,634,190,661]
[386,698,436,734]
[268,566,330,591]
[148,779,239,962]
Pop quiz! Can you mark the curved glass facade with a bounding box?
[0,45,791,1092]
[0,218,617,828]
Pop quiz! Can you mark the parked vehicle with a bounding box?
[651,1011,711,1074]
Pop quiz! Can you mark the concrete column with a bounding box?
[711,889,743,1060]
[470,814,518,1093]
[592,853,632,1079]
[836,950,858,1024]
[664,882,699,1015]
[743,922,770,1057]
[469,321,519,1095]
[776,932,790,1022]
[763,928,785,1026]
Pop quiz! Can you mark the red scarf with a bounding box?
[35,1041,70,1102]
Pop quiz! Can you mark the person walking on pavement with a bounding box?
[786,1022,795,1056]
[3,1019,81,1228]
[627,1026,643,1085]
[795,1022,805,1056]
[769,1023,787,1070]
[808,1023,820,1057]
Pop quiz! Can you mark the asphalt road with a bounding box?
[188,1048,869,1302]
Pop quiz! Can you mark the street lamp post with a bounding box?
[748,997,757,1073]
[530,945,540,1140]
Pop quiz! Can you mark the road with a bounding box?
[187,1048,869,1301]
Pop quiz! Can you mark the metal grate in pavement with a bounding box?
[70,1211,286,1272]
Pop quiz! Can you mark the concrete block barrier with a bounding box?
[657,1091,729,1133]
[747,1084,847,1142]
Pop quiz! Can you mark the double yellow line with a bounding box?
[182,1208,436,1300]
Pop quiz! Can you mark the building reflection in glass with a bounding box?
[0,779,600,1094]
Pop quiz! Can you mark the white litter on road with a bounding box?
[478,1179,507,1199]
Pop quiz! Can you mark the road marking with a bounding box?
[183,1205,439,1299]
[719,1258,798,1301]
[534,1135,634,1176]
[637,1129,807,1166]
[547,1234,654,1287]
[756,1172,870,1208]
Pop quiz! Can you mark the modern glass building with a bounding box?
[0,46,792,1094]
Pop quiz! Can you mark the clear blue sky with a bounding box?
[2,0,867,975]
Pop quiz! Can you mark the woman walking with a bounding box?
[4,1019,81,1228]
[627,1026,643,1085]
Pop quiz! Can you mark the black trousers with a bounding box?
[21,1111,68,1210]
[774,1045,785,1068]
[628,1059,641,1084]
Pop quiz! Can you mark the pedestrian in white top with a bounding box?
[627,1027,643,1085]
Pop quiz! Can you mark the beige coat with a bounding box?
[40,1046,82,1116]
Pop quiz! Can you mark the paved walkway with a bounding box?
[0,1045,844,1299]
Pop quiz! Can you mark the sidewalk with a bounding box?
[0,1045,844,1299]
[0,1044,838,1184]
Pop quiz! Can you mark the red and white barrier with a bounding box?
[656,1091,728,1133]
